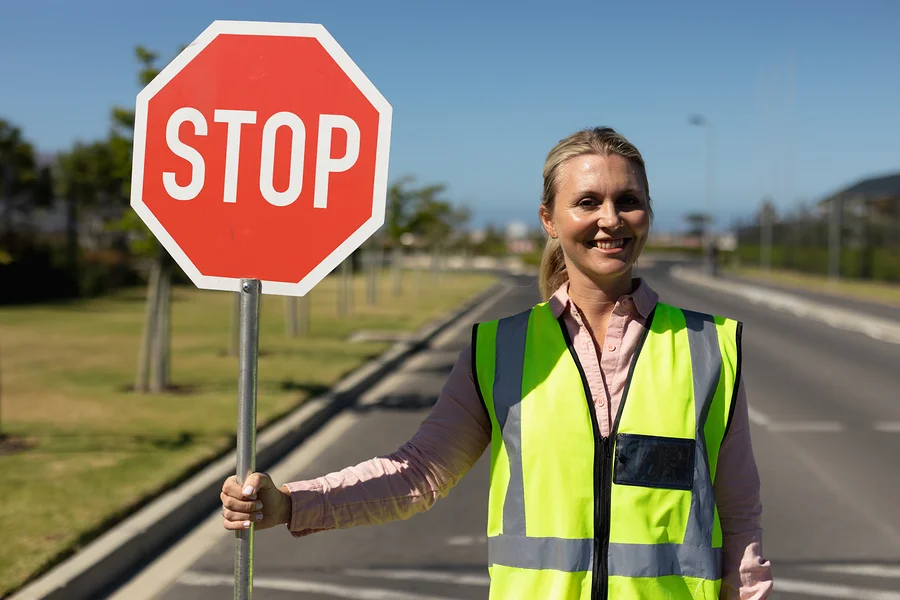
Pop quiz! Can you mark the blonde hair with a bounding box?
[538,127,652,300]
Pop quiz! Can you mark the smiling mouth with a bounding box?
[587,238,630,250]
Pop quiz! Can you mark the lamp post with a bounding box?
[688,115,717,275]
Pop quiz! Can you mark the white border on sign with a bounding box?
[131,20,392,297]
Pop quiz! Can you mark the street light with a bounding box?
[688,114,717,275]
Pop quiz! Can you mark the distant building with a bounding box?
[818,172,900,221]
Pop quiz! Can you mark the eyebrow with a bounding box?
[575,188,641,196]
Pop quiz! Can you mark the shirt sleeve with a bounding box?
[283,342,491,537]
[715,375,775,599]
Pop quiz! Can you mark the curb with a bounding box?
[9,279,509,600]
[669,266,900,345]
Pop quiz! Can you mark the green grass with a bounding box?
[0,269,496,598]
[722,266,900,308]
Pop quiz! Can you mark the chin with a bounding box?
[581,261,635,281]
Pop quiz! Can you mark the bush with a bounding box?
[734,244,900,282]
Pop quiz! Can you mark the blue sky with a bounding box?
[2,0,898,232]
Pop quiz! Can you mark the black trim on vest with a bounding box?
[724,320,743,439]
[556,315,602,600]
[556,308,656,600]
[601,307,655,600]
[470,324,491,427]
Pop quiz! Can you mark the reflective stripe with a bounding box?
[682,309,722,549]
[488,537,720,579]
[608,542,722,580]
[489,535,594,572]
[493,310,531,537]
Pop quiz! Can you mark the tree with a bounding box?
[384,176,470,248]
[54,140,121,287]
[684,212,713,239]
[0,120,51,258]
[108,46,175,394]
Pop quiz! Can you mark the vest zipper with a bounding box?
[557,317,604,600]
[598,435,612,599]
[557,310,656,600]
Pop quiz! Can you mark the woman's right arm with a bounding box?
[221,343,491,536]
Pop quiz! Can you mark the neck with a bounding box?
[565,269,635,324]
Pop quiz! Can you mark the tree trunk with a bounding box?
[391,246,403,296]
[338,259,352,317]
[65,194,79,294]
[150,260,172,393]
[135,260,161,393]
[366,250,378,305]
[298,295,310,336]
[285,297,298,337]
[0,343,4,439]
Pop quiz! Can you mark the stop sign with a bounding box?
[131,21,392,296]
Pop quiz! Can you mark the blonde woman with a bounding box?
[221,127,773,599]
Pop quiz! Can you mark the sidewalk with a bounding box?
[670,265,900,345]
[720,269,900,323]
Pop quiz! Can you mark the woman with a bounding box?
[221,127,773,599]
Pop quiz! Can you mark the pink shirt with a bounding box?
[285,280,773,599]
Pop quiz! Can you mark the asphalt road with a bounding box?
[110,262,900,600]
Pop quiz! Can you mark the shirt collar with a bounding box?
[548,278,658,319]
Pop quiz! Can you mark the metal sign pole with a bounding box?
[235,278,261,600]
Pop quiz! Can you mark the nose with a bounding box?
[596,199,622,229]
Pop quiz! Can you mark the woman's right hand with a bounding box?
[221,472,292,531]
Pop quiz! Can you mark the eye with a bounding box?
[577,197,599,208]
[618,194,640,206]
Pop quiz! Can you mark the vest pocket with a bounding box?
[613,433,695,491]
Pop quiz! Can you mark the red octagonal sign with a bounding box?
[131,21,392,296]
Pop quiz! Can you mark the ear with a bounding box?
[539,205,557,239]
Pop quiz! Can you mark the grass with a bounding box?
[0,269,496,598]
[722,266,900,308]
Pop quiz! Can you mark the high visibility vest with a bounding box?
[472,301,741,599]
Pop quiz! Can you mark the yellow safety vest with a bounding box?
[472,301,741,599]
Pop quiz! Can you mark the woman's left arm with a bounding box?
[714,376,774,600]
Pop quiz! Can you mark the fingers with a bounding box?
[221,472,273,500]
[222,507,264,530]
[221,473,278,531]
[220,491,263,513]
[221,492,265,530]
[222,472,274,500]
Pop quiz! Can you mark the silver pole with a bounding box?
[706,124,717,276]
[235,278,260,600]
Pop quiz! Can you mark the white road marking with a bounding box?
[749,405,851,433]
[808,563,900,578]
[344,568,490,586]
[750,407,900,433]
[179,571,464,600]
[446,535,488,546]
[747,405,772,427]
[768,422,845,432]
[777,576,900,599]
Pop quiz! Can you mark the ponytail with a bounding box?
[538,236,568,301]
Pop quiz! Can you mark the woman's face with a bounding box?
[540,153,650,284]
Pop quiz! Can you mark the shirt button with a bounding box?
[607,344,616,352]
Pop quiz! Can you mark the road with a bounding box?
[110,261,900,600]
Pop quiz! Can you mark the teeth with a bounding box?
[593,239,627,249]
